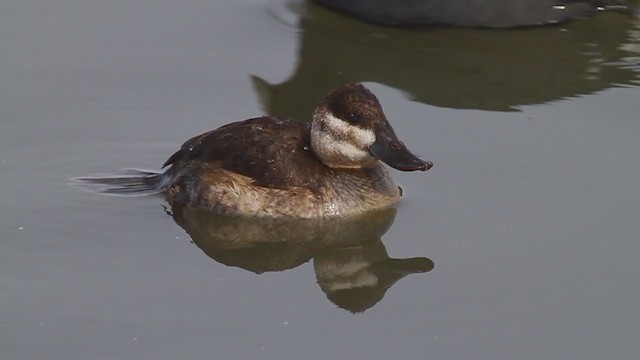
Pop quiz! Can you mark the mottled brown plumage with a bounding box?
[162,117,327,191]
[75,83,432,218]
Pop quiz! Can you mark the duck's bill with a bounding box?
[369,131,433,172]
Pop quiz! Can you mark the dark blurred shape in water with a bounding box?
[312,0,631,27]
[257,0,639,115]
[169,204,434,313]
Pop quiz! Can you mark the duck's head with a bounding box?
[311,83,433,171]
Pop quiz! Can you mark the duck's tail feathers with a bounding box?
[70,168,170,197]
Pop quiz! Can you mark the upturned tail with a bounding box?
[70,168,170,196]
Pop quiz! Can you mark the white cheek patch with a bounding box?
[332,140,369,162]
[311,112,378,166]
[324,113,375,148]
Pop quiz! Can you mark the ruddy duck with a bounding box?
[76,83,432,218]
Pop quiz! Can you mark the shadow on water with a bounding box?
[255,0,640,117]
[168,204,434,313]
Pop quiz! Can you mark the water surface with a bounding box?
[1,1,639,359]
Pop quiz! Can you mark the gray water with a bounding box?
[1,1,639,359]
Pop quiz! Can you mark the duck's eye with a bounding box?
[347,113,361,123]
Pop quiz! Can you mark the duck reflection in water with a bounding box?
[168,204,434,313]
[258,1,638,115]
